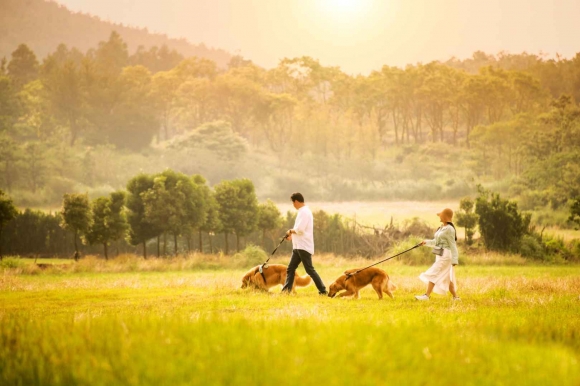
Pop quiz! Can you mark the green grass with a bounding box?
[1,259,579,385]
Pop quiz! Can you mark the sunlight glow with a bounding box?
[316,0,374,24]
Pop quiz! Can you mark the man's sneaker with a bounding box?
[415,294,430,301]
[319,291,328,296]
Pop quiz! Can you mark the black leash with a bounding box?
[258,235,287,283]
[345,243,422,281]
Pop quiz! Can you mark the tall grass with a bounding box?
[1,261,579,385]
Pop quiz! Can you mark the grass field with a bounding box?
[1,255,579,385]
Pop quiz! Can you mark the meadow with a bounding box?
[1,254,579,385]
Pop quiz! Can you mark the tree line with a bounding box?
[1,32,580,212]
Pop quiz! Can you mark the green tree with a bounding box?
[214,179,259,253]
[126,173,160,259]
[143,170,206,255]
[475,186,530,252]
[22,142,46,193]
[192,174,216,253]
[42,59,86,146]
[568,198,580,229]
[0,75,20,132]
[0,190,17,260]
[60,193,92,260]
[171,120,247,162]
[7,44,39,89]
[108,65,157,150]
[257,199,283,249]
[0,134,21,192]
[92,31,129,76]
[85,192,128,259]
[455,197,478,245]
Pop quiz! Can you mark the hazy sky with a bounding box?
[55,0,580,74]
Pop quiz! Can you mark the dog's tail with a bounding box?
[294,274,312,287]
[386,278,397,292]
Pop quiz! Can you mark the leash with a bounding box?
[258,235,287,283]
[345,243,422,281]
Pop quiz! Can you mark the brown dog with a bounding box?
[241,264,311,292]
[327,267,397,299]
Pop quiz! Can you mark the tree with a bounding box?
[60,193,92,261]
[126,173,160,258]
[142,170,206,255]
[214,179,259,253]
[22,142,46,193]
[192,174,218,253]
[170,120,247,162]
[568,198,580,229]
[0,75,20,132]
[257,200,283,249]
[42,59,86,146]
[475,186,530,252]
[85,192,128,259]
[108,65,158,150]
[455,197,478,245]
[7,44,39,89]
[0,190,17,260]
[92,31,129,76]
[0,134,20,192]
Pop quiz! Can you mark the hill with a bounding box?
[0,0,231,66]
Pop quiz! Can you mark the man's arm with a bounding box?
[287,210,308,236]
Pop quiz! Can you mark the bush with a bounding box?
[0,257,24,269]
[233,244,268,268]
[475,186,530,252]
[519,235,545,260]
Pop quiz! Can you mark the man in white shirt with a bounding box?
[281,193,327,295]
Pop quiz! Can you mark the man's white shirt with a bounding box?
[292,205,314,255]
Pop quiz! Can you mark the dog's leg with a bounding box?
[372,281,384,299]
[337,289,356,298]
[382,278,395,299]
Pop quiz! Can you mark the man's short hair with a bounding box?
[290,192,305,203]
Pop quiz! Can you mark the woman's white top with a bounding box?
[424,224,459,265]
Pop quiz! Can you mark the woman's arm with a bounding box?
[423,238,436,247]
[442,228,459,264]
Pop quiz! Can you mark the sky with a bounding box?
[54,0,580,75]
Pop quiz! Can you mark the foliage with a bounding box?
[455,197,478,245]
[568,197,580,229]
[60,193,92,260]
[214,179,259,253]
[125,173,160,258]
[475,186,530,252]
[142,170,207,255]
[85,191,128,259]
[0,189,17,258]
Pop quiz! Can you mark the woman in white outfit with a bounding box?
[415,208,460,301]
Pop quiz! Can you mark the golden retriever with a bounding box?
[327,267,396,299]
[241,264,311,292]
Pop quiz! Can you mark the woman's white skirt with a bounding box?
[419,249,457,295]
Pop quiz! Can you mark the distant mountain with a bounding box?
[0,0,232,66]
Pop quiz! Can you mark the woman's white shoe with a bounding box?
[415,294,430,301]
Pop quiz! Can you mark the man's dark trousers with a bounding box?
[281,249,326,293]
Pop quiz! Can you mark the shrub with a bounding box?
[0,257,24,269]
[233,244,268,268]
[519,235,545,260]
[475,186,530,252]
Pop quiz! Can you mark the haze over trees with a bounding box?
[0,0,231,68]
[0,27,579,232]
